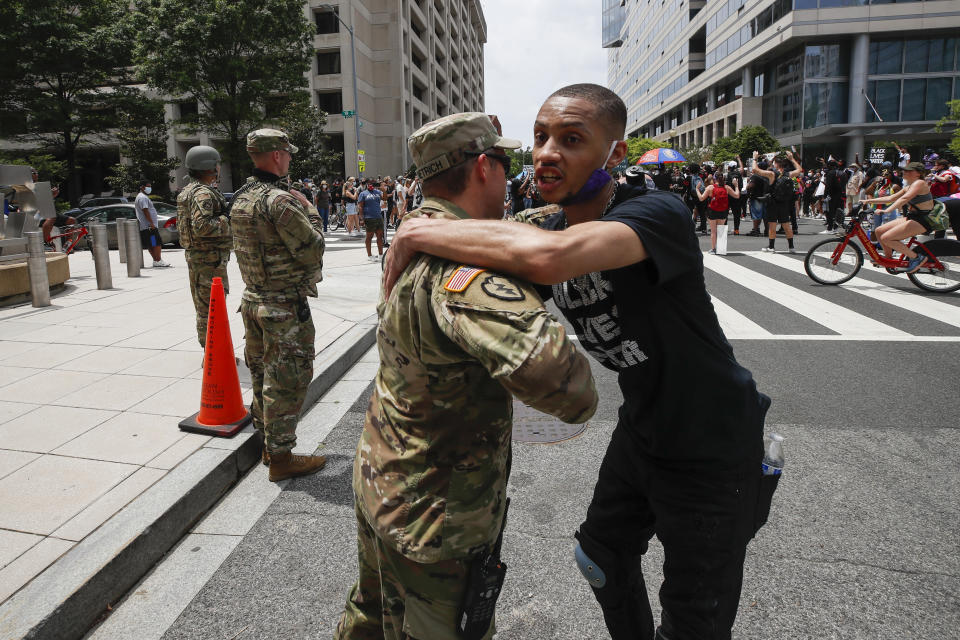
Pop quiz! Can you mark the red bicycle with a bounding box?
[46,224,90,255]
[803,204,960,293]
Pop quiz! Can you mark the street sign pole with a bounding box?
[322,4,362,178]
[348,18,361,178]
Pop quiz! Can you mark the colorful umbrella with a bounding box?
[635,148,687,165]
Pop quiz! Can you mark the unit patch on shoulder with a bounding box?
[480,275,525,301]
[444,265,487,292]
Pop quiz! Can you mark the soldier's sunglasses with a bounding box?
[466,149,512,175]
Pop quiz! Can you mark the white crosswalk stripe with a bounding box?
[749,251,960,331]
[703,253,911,339]
[566,249,960,343]
[710,296,774,339]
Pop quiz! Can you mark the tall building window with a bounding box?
[904,38,958,73]
[317,52,341,75]
[866,80,900,122]
[803,82,848,128]
[804,44,846,78]
[869,40,903,75]
[866,38,958,121]
[316,91,343,114]
[602,0,626,48]
[178,100,199,122]
[902,78,952,120]
[315,9,339,35]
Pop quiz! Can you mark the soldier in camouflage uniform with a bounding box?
[335,113,598,640]
[231,128,328,482]
[177,145,232,348]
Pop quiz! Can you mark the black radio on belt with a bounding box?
[457,499,509,640]
[296,298,311,322]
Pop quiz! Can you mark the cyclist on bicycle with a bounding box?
[861,161,948,273]
[41,208,76,244]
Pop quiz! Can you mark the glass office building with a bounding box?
[605,0,960,160]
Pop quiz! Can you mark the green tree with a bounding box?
[624,137,662,165]
[0,0,135,205]
[710,125,782,164]
[271,96,342,181]
[506,147,533,178]
[133,0,314,190]
[936,100,960,157]
[678,146,710,166]
[105,90,179,196]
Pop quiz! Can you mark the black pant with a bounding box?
[731,197,745,232]
[578,424,773,640]
[695,202,707,232]
[824,198,837,230]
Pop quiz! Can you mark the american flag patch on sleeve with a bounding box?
[444,265,487,292]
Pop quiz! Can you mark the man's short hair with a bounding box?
[422,157,478,198]
[139,179,151,188]
[547,84,627,139]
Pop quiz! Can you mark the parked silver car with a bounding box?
[76,202,179,249]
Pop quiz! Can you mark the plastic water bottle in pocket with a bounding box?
[762,433,785,476]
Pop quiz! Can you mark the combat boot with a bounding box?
[262,448,270,467]
[268,451,327,482]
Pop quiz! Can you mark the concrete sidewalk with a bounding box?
[0,235,380,639]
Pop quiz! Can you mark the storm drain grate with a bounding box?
[511,401,587,444]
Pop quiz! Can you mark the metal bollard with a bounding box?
[25,231,51,307]
[124,220,141,277]
[117,219,128,263]
[133,221,145,267]
[91,223,112,289]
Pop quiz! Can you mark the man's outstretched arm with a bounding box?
[383,216,647,294]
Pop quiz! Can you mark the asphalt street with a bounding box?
[88,218,960,639]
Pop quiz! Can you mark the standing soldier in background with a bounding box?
[335,112,598,640]
[177,145,232,348]
[231,129,328,482]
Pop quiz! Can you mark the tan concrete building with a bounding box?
[307,0,487,178]
[169,0,487,189]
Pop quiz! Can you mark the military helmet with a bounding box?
[185,145,221,171]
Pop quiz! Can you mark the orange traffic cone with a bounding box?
[179,277,252,437]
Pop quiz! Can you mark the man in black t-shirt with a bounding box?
[385,84,775,640]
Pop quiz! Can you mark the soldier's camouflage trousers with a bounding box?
[335,502,494,640]
[186,249,230,347]
[239,298,314,454]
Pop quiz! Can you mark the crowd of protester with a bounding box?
[608,147,959,254]
[284,173,424,235]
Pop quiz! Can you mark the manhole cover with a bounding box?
[512,400,586,444]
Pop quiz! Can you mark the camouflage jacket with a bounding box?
[230,173,325,303]
[176,179,231,251]
[512,203,562,227]
[354,196,598,564]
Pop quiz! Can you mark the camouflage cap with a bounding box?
[246,128,298,154]
[409,112,521,180]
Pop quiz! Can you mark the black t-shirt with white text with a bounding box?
[535,186,767,467]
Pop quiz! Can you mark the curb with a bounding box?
[0,318,378,640]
